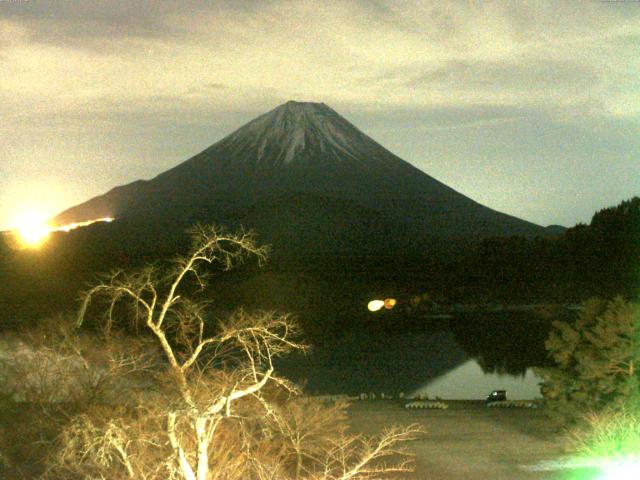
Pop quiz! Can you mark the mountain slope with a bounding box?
[55,101,547,240]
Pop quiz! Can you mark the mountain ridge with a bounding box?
[54,101,548,240]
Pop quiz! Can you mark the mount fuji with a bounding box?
[54,101,549,262]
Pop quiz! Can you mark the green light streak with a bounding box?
[524,455,640,479]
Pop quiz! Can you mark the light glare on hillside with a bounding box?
[9,215,115,249]
[56,217,115,232]
[14,212,51,248]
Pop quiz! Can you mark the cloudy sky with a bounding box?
[1,0,638,230]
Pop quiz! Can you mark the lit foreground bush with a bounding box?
[559,405,640,479]
[533,297,640,478]
[567,405,640,461]
[25,226,420,480]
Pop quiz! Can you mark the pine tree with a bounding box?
[536,296,640,424]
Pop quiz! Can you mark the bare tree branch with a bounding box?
[36,225,419,480]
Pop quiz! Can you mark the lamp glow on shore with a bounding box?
[367,298,397,312]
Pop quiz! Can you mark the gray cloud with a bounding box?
[400,57,604,115]
[409,59,598,89]
[0,0,273,49]
[1,1,172,41]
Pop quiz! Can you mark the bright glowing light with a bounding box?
[13,212,51,248]
[7,215,115,249]
[56,217,114,232]
[384,298,397,309]
[599,457,640,480]
[368,300,385,312]
[522,455,640,477]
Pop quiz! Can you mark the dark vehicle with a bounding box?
[486,390,507,402]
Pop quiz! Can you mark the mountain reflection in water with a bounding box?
[280,310,561,397]
[411,359,543,400]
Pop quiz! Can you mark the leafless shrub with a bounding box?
[315,425,422,480]
[0,316,159,407]
[16,225,419,479]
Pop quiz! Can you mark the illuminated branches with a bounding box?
[73,226,296,479]
[44,224,419,480]
[319,425,421,480]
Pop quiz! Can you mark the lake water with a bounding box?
[280,309,559,399]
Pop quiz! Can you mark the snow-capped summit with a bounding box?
[54,101,548,240]
[174,100,405,174]
[220,101,365,167]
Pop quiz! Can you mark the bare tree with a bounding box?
[43,225,419,480]
[316,425,421,480]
